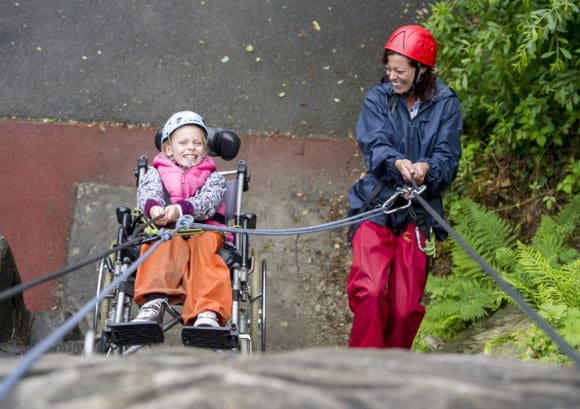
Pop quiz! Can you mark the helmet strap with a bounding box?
[410,63,422,91]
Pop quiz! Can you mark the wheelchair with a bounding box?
[90,127,267,356]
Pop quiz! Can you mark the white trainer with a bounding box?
[193,311,220,328]
[132,298,168,325]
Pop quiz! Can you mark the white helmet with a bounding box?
[161,111,209,145]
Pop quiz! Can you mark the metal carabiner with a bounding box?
[382,190,411,214]
[416,226,436,257]
[408,184,427,199]
[407,175,427,199]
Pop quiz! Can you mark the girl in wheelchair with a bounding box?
[113,110,232,342]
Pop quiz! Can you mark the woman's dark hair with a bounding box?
[383,50,438,101]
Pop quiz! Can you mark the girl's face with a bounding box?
[165,125,207,168]
[385,53,427,95]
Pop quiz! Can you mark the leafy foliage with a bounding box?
[491,197,580,363]
[531,193,580,264]
[424,0,579,203]
[420,275,502,340]
[449,199,516,279]
[409,0,580,364]
[426,0,579,153]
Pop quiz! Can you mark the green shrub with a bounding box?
[425,0,579,198]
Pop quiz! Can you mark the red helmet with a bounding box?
[384,25,437,68]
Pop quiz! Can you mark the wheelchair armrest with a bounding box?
[116,206,132,229]
[241,213,257,230]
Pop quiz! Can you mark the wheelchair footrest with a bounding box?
[109,321,164,345]
[181,326,238,350]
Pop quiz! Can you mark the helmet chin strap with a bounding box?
[409,64,422,93]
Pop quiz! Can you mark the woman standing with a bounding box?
[347,25,462,348]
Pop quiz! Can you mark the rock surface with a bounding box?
[1,347,579,409]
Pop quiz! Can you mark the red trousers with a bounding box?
[134,231,232,326]
[347,221,427,349]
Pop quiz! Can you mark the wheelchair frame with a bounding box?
[91,155,266,356]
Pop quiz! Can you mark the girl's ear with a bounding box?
[162,140,172,156]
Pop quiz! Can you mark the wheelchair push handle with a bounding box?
[237,160,251,192]
[134,155,148,187]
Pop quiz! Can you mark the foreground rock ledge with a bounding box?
[1,347,579,409]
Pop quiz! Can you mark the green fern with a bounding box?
[494,246,542,306]
[416,195,580,364]
[428,277,501,320]
[516,242,580,309]
[415,199,515,349]
[450,199,515,279]
[484,198,580,364]
[531,194,580,265]
[417,275,504,346]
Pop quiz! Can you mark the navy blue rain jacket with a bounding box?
[348,77,463,240]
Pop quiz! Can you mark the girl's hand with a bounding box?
[163,205,182,223]
[150,205,182,226]
[149,205,174,226]
[149,205,165,225]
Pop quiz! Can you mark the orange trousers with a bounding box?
[134,231,232,326]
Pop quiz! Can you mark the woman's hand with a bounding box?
[412,162,430,185]
[395,159,429,185]
[395,159,414,182]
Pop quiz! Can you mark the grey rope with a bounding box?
[0,236,144,304]
[0,215,166,304]
[188,188,414,236]
[196,182,580,366]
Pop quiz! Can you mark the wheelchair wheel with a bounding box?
[249,248,265,353]
[92,240,137,355]
[92,251,116,353]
